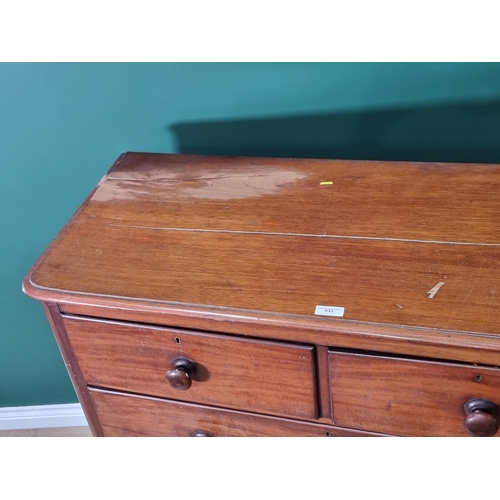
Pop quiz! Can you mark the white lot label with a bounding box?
[314,305,345,317]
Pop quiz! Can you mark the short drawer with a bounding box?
[89,388,382,437]
[329,351,500,437]
[63,316,317,420]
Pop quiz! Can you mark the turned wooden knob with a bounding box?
[463,398,499,437]
[191,431,212,437]
[166,358,197,390]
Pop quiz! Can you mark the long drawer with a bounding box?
[329,351,500,436]
[63,316,317,420]
[89,388,383,437]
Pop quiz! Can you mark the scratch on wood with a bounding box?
[427,281,445,299]
[101,224,500,247]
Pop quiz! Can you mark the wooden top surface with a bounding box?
[24,152,500,337]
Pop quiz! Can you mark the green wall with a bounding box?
[2,63,500,407]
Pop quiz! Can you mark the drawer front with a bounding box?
[90,388,381,437]
[330,351,500,436]
[63,316,317,420]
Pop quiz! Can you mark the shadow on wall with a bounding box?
[169,101,500,163]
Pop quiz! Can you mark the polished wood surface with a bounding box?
[329,351,500,436]
[90,388,382,437]
[28,223,500,336]
[315,345,332,421]
[22,153,500,437]
[463,398,499,436]
[77,153,500,243]
[58,300,500,366]
[42,303,103,436]
[166,358,198,391]
[63,315,317,420]
[24,154,500,338]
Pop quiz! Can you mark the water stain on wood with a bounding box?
[92,166,308,202]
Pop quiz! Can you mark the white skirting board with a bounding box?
[0,403,88,430]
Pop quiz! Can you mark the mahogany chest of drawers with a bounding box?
[23,153,500,437]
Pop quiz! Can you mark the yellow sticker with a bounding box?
[320,181,333,185]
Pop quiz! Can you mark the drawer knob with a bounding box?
[191,431,212,437]
[463,398,499,437]
[166,358,197,390]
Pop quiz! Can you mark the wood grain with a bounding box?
[22,153,500,438]
[27,221,500,337]
[24,153,500,363]
[81,153,500,244]
[56,300,500,366]
[24,153,500,344]
[329,351,500,436]
[90,388,383,437]
[315,346,332,421]
[63,315,317,420]
[41,303,103,436]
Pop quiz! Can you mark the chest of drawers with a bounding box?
[23,153,500,436]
